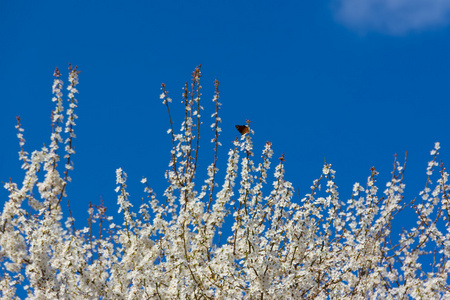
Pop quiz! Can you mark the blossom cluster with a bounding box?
[0,66,449,299]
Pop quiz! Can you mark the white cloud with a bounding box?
[333,0,450,35]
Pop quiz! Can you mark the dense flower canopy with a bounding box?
[1,66,449,299]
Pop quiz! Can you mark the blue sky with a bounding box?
[1,1,450,230]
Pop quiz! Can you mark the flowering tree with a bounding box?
[1,66,449,299]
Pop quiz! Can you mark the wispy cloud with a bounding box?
[333,0,450,35]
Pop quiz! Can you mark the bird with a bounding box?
[235,125,250,135]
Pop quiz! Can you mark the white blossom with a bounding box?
[1,67,449,299]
